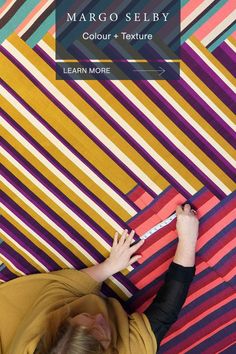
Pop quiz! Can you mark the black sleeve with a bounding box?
[144,261,196,352]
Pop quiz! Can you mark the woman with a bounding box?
[0,204,199,354]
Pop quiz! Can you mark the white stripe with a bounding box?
[3,40,163,195]
[0,0,16,19]
[0,176,96,264]
[1,228,49,272]
[202,11,236,46]
[1,198,130,296]
[225,39,236,53]
[2,119,123,232]
[187,39,235,92]
[1,204,75,268]
[181,68,236,134]
[0,254,25,276]
[1,87,136,217]
[148,81,233,195]
[1,147,112,251]
[18,0,54,37]
[77,81,197,194]
[114,80,233,194]
[181,1,213,30]
[110,275,132,298]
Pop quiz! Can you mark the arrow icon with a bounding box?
[133,66,165,76]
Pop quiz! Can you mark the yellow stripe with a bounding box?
[228,35,236,47]
[1,98,134,221]
[43,34,234,192]
[5,34,169,193]
[1,182,92,267]
[1,43,136,194]
[0,255,23,277]
[140,83,235,191]
[74,80,202,192]
[111,79,235,191]
[43,35,203,191]
[2,127,118,236]
[1,229,45,272]
[2,154,111,255]
[2,209,69,269]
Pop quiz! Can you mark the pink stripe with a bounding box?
[181,0,206,21]
[197,196,219,217]
[0,0,13,15]
[195,0,236,40]
[197,210,235,249]
[208,238,235,267]
[15,0,49,34]
[187,272,227,305]
[134,192,154,209]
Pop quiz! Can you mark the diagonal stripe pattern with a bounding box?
[0,1,236,353]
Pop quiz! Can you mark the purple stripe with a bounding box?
[0,265,17,282]
[1,242,38,274]
[1,196,138,294]
[66,83,193,199]
[212,42,236,77]
[1,78,140,213]
[1,216,63,271]
[168,73,236,149]
[181,43,235,111]
[91,79,226,199]
[1,192,86,268]
[1,166,106,261]
[33,46,194,199]
[2,138,119,246]
[82,43,231,199]
[2,110,128,230]
[100,79,235,180]
[1,46,157,198]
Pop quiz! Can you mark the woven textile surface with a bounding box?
[0,1,235,353]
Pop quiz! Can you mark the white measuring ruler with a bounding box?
[139,213,176,241]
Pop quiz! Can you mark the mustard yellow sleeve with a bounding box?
[44,268,102,296]
[128,313,157,354]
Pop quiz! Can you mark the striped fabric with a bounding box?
[0,1,236,353]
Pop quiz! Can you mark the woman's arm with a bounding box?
[144,204,199,352]
[81,229,145,282]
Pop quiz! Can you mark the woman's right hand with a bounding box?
[176,204,199,248]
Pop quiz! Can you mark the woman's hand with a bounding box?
[104,229,144,274]
[173,204,199,267]
[176,204,199,248]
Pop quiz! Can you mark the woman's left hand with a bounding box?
[105,229,144,274]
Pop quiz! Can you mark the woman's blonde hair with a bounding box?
[34,307,117,354]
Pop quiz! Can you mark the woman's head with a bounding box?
[35,312,112,354]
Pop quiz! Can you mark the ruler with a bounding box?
[133,213,177,244]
